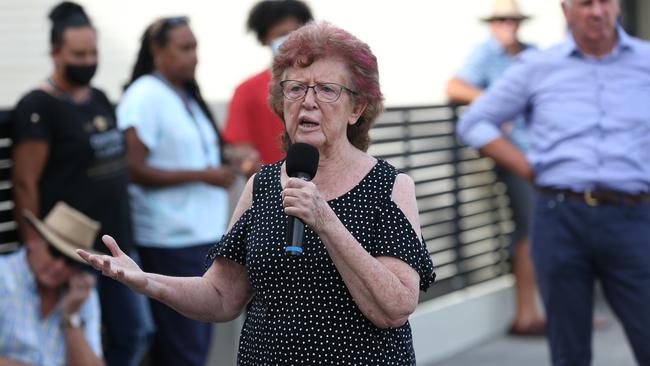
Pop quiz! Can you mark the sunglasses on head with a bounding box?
[150,16,189,39]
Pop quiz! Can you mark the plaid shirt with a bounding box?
[0,249,102,366]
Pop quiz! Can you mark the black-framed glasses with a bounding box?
[280,80,357,103]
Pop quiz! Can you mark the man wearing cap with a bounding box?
[0,202,104,366]
[446,0,545,336]
[457,0,650,364]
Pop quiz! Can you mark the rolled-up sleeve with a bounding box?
[456,56,533,149]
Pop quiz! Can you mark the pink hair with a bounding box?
[268,21,384,152]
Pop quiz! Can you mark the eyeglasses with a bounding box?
[280,80,357,103]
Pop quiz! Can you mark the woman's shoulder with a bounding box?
[358,158,405,198]
[14,89,54,109]
[90,87,113,106]
[256,161,282,185]
[369,158,400,181]
[121,75,167,102]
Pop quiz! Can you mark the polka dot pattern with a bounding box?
[206,159,435,365]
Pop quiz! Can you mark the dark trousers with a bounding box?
[531,192,650,366]
[99,249,155,366]
[138,244,214,366]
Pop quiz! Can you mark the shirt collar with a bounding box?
[562,24,635,58]
[486,36,532,56]
[16,248,37,292]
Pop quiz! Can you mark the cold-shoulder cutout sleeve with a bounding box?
[371,198,436,291]
[205,208,252,269]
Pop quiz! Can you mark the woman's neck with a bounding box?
[49,73,90,102]
[312,143,374,195]
[156,69,185,91]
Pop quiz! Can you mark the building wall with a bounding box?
[0,0,568,110]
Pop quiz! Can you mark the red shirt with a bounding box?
[222,70,285,164]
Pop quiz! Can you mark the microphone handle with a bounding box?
[286,217,305,256]
[285,171,312,256]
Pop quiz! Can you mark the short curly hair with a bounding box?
[268,21,384,152]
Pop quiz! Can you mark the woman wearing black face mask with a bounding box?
[9,2,154,366]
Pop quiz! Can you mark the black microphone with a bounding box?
[285,143,319,256]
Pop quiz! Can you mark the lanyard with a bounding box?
[153,72,214,166]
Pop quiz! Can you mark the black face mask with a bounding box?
[64,63,97,86]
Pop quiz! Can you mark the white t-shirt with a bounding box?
[117,75,227,247]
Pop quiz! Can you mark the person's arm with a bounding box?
[11,140,48,244]
[59,274,104,366]
[77,175,258,322]
[124,127,236,188]
[445,76,484,104]
[0,357,32,366]
[78,236,254,323]
[480,136,533,181]
[456,60,533,177]
[282,174,421,329]
[62,326,104,366]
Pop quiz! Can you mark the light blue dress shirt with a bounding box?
[0,249,102,366]
[457,28,650,193]
[117,75,228,247]
[456,37,535,151]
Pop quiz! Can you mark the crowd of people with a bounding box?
[1,0,649,366]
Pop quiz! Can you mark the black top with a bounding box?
[207,159,435,365]
[11,89,132,253]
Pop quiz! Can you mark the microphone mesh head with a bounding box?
[286,143,319,179]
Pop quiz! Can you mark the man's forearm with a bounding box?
[479,137,533,181]
[64,327,104,366]
[0,356,33,366]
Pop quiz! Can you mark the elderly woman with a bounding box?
[80,21,435,365]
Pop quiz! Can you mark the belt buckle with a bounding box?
[584,189,599,207]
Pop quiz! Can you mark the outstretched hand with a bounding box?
[77,235,148,294]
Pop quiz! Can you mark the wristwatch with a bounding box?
[61,313,84,329]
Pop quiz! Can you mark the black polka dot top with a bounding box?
[206,159,435,365]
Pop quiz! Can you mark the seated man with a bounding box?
[0,202,104,366]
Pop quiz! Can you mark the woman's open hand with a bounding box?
[77,235,148,294]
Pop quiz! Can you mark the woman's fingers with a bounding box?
[102,235,123,257]
[76,249,91,262]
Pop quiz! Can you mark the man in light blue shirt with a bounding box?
[446,0,544,337]
[0,203,103,366]
[457,0,650,364]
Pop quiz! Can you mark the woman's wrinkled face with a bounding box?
[282,57,365,151]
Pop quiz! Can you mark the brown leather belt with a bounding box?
[537,187,650,206]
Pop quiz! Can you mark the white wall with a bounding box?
[0,0,567,111]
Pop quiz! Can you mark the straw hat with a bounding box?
[481,0,530,21]
[24,202,102,265]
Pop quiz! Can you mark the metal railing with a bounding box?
[0,104,513,300]
[368,105,512,301]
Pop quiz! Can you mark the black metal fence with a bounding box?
[368,105,512,301]
[0,104,513,301]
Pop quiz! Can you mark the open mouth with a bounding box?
[299,116,320,128]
